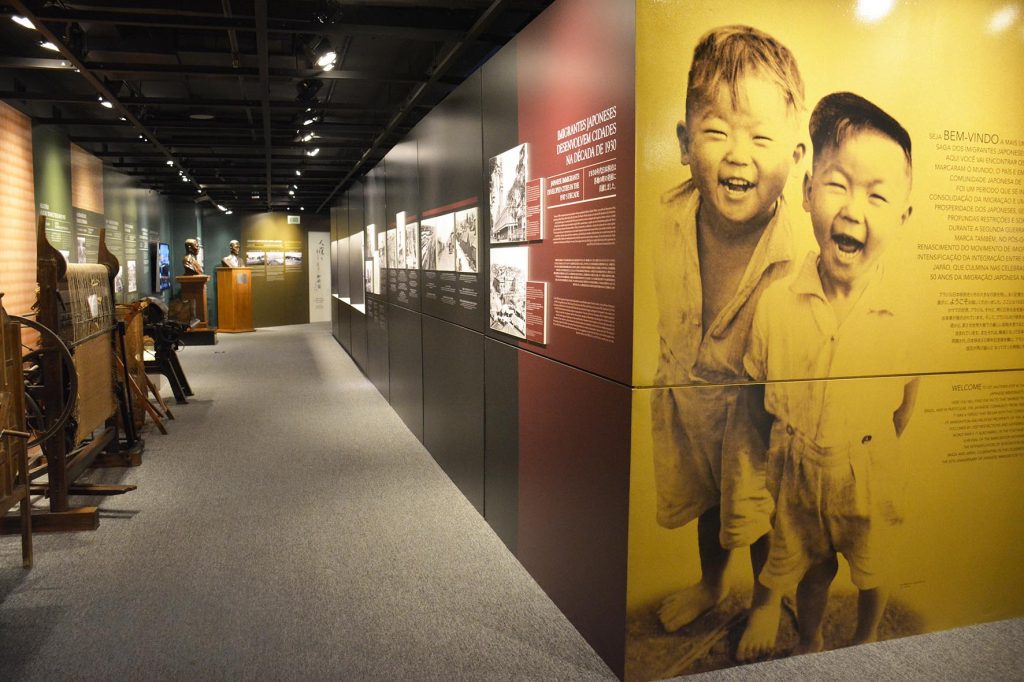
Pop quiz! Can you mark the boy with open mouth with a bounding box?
[650,24,806,656]
[740,91,920,658]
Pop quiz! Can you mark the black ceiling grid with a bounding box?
[0,0,553,214]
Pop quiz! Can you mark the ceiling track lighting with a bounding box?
[12,15,35,29]
[315,47,335,71]
[98,97,112,109]
[39,41,59,52]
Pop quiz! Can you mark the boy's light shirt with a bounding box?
[650,179,795,537]
[745,252,912,449]
[653,179,795,388]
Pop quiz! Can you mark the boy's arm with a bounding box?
[893,377,920,437]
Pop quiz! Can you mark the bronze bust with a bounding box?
[221,240,242,268]
[182,238,204,275]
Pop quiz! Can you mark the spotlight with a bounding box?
[39,41,59,52]
[316,49,337,71]
[11,16,34,29]
[306,147,320,157]
[300,206,305,211]
[217,204,227,212]
[288,190,295,196]
[98,97,113,109]
[300,132,315,143]
[302,115,319,126]
[166,160,174,166]
[295,170,302,176]
[119,116,126,121]
[296,78,323,102]
[225,210,233,215]
[181,176,189,182]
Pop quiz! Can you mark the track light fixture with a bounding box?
[39,41,59,52]
[306,147,320,157]
[98,97,112,109]
[316,48,337,71]
[12,16,35,29]
[296,79,323,102]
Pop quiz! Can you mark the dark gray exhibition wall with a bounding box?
[336,299,351,353]
[325,0,636,676]
[483,337,519,553]
[387,303,424,442]
[422,315,485,513]
[416,72,486,332]
[350,308,368,372]
[384,139,421,312]
[365,296,389,401]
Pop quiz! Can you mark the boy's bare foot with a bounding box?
[851,632,878,646]
[658,582,726,632]
[736,602,780,661]
[793,633,824,656]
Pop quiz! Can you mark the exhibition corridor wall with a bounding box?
[329,0,1024,679]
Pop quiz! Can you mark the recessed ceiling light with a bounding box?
[12,16,35,30]
[39,41,59,52]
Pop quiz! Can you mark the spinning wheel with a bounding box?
[11,313,77,456]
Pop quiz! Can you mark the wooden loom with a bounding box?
[7,217,143,533]
[0,293,32,565]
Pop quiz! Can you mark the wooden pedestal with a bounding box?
[216,267,254,332]
[176,275,211,329]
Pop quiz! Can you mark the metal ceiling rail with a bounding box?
[317,0,512,212]
[6,0,217,207]
[254,0,273,211]
[11,8,469,40]
[0,92,397,112]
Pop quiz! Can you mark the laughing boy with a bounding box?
[740,91,920,657]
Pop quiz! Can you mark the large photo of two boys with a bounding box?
[624,1,1005,678]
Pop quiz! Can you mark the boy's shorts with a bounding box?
[652,384,774,549]
[758,421,905,591]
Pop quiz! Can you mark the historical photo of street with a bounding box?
[404,220,419,269]
[488,245,528,339]
[488,143,529,243]
[421,212,456,271]
[455,207,479,273]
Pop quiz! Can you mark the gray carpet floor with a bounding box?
[0,322,1020,681]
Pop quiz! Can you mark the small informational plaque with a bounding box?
[526,177,546,241]
[525,281,548,345]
